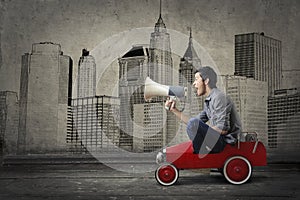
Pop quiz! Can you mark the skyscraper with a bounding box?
[18,42,72,154]
[268,88,300,153]
[148,0,173,85]
[234,32,282,96]
[179,28,202,116]
[133,102,168,152]
[222,75,268,145]
[118,45,149,151]
[177,29,203,144]
[118,1,177,152]
[145,0,177,150]
[68,95,120,153]
[77,49,96,98]
[0,91,19,156]
[180,28,202,72]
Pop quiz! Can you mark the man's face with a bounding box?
[193,72,206,96]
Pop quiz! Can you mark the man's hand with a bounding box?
[212,126,228,135]
[165,97,189,124]
[165,97,176,111]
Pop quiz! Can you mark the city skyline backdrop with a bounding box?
[1,1,299,167]
[0,0,299,96]
[0,0,299,164]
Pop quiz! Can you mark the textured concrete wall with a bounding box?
[0,0,299,96]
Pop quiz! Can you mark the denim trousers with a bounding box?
[186,118,226,154]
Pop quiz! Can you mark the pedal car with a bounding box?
[155,132,267,185]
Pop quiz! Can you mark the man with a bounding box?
[165,66,242,154]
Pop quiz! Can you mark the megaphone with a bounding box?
[144,77,187,101]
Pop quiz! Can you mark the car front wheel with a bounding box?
[155,164,179,186]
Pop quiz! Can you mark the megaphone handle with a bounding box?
[165,96,176,110]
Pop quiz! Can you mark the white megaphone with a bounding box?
[144,77,187,101]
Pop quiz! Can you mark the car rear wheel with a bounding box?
[223,156,252,185]
[155,164,179,186]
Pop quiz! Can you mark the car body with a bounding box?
[155,135,267,186]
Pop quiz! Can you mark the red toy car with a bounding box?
[155,132,267,186]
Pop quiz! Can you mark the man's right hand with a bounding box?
[165,97,176,111]
[165,98,189,124]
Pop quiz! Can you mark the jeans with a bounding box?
[186,118,226,154]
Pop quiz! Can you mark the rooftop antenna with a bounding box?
[159,0,162,18]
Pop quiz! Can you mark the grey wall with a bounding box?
[0,0,299,96]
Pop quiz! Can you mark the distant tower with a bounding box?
[179,28,202,117]
[77,49,96,98]
[18,42,73,154]
[176,28,203,144]
[234,32,282,96]
[118,0,177,152]
[118,45,149,151]
[181,28,201,71]
[149,0,173,85]
[142,0,177,151]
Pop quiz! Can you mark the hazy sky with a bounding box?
[0,0,299,96]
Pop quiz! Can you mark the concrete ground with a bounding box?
[0,161,299,200]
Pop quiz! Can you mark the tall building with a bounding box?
[77,49,96,98]
[68,96,120,153]
[179,28,202,116]
[234,32,282,96]
[118,1,178,152]
[268,88,300,153]
[118,45,149,151]
[145,0,178,150]
[180,28,202,72]
[18,42,73,154]
[133,103,167,152]
[148,0,173,85]
[0,91,19,156]
[177,29,203,144]
[222,75,268,145]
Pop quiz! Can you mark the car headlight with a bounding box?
[156,149,166,164]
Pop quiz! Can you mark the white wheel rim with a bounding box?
[223,156,252,185]
[155,164,179,186]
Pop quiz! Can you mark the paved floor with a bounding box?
[0,163,299,200]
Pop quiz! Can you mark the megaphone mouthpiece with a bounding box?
[168,86,186,99]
